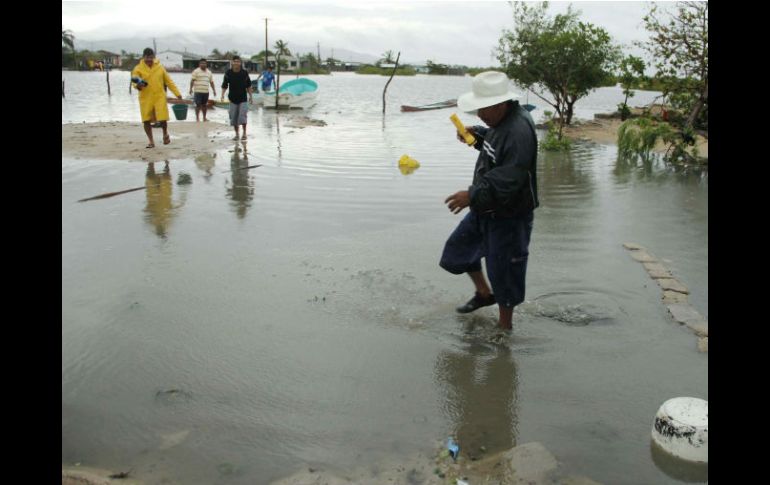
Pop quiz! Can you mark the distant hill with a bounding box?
[79,31,381,64]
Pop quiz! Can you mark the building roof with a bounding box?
[158,50,205,60]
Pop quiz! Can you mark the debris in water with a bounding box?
[176,172,192,185]
[108,469,132,479]
[447,437,460,461]
[221,164,262,173]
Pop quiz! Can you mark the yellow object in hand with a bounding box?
[450,113,476,146]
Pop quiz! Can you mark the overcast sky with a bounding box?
[62,0,660,66]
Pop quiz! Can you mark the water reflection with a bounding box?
[226,144,255,219]
[434,343,518,460]
[613,153,708,186]
[650,440,708,483]
[194,153,216,182]
[144,161,184,239]
[536,148,596,205]
[612,153,673,185]
[262,112,283,162]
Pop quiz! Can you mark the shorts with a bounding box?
[439,210,534,308]
[228,101,249,126]
[193,92,209,107]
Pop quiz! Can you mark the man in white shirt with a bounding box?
[189,59,217,122]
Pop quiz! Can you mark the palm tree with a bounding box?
[62,29,74,50]
[210,48,223,58]
[381,50,396,65]
[62,29,76,68]
[273,40,291,108]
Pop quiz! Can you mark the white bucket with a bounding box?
[651,397,708,463]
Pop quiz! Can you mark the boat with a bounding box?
[167,97,216,109]
[212,98,262,111]
[523,103,536,112]
[261,78,319,109]
[401,99,457,112]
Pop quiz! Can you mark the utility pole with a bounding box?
[317,42,321,64]
[153,38,157,54]
[264,18,269,70]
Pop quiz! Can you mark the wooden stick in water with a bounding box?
[382,51,401,114]
[77,186,148,203]
[221,164,262,173]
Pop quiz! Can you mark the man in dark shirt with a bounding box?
[221,56,253,141]
[440,71,539,331]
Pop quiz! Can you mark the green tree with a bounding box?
[62,29,75,68]
[210,48,223,58]
[62,29,74,50]
[426,60,449,75]
[298,53,327,74]
[640,1,708,132]
[254,50,274,61]
[617,117,698,164]
[379,50,396,66]
[300,52,318,66]
[496,2,621,138]
[617,55,647,120]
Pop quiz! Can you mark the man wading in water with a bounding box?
[440,71,539,330]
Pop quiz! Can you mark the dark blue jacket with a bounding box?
[468,103,539,215]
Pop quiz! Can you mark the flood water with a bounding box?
[62,70,707,484]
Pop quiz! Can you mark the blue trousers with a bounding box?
[440,210,534,308]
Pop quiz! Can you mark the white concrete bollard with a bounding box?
[651,397,708,463]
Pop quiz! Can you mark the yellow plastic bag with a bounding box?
[398,154,420,175]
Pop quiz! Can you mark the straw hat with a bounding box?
[457,71,521,113]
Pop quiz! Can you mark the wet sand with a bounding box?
[62,465,141,485]
[64,441,602,485]
[62,121,235,163]
[63,116,708,164]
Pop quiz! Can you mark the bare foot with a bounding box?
[241,134,247,140]
[163,134,171,145]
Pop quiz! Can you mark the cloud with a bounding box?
[62,1,656,66]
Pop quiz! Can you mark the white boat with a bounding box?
[259,78,319,109]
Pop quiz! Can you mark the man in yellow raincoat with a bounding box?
[132,48,182,148]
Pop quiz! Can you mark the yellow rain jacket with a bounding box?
[132,59,181,122]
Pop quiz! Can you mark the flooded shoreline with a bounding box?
[63,72,707,484]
